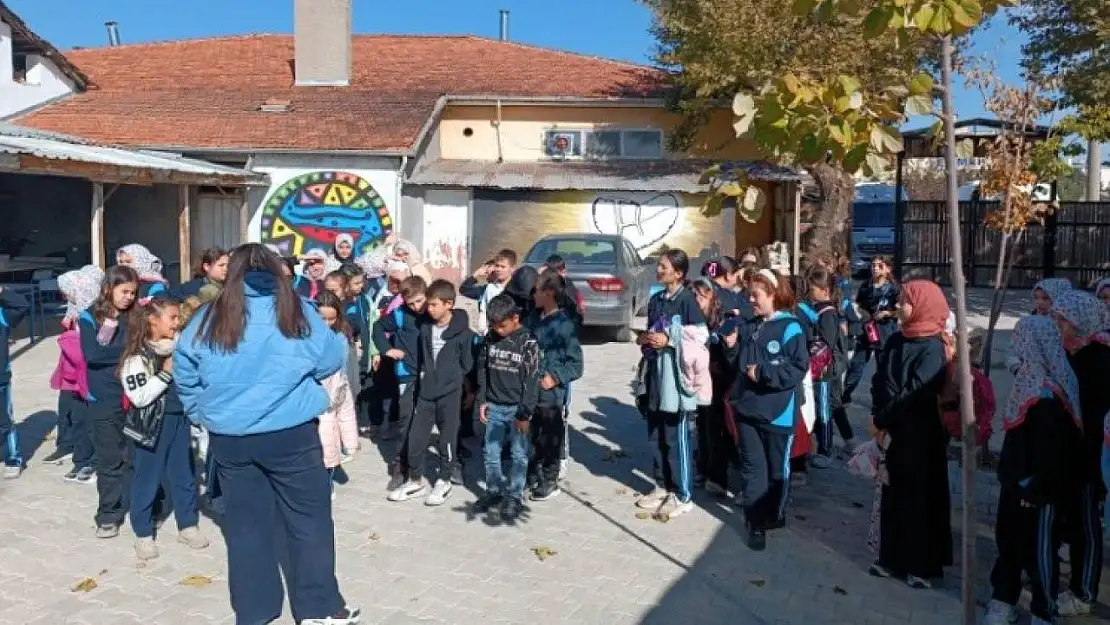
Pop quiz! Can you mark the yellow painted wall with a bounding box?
[437,105,760,161]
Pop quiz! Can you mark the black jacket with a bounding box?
[798,299,845,379]
[1067,342,1110,491]
[871,332,949,468]
[525,308,583,407]
[417,310,475,401]
[477,326,541,420]
[727,313,810,433]
[997,396,1083,506]
[78,311,127,405]
[855,280,900,346]
[0,287,29,384]
[372,304,424,383]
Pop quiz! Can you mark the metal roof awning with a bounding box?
[407,158,800,193]
[0,123,268,186]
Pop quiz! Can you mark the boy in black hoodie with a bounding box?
[475,294,541,520]
[0,285,30,478]
[396,280,474,506]
[374,275,427,495]
[526,272,584,501]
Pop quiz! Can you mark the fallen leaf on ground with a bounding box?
[135,561,147,570]
[833,585,848,596]
[615,488,628,495]
[652,512,671,523]
[635,512,651,520]
[179,575,213,587]
[749,578,766,587]
[97,569,108,575]
[71,578,98,593]
[367,532,380,541]
[532,546,557,562]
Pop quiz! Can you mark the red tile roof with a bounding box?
[15,34,667,152]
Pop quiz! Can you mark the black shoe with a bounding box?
[449,463,464,486]
[501,496,524,520]
[459,445,472,460]
[473,491,503,513]
[747,528,767,551]
[42,448,73,465]
[530,481,561,502]
[525,471,541,493]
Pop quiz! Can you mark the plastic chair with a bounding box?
[38,278,67,318]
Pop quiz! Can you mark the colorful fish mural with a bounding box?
[260,171,392,257]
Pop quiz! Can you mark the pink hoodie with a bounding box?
[680,325,712,405]
[49,321,90,400]
[317,371,359,468]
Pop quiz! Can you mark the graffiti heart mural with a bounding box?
[590,193,682,251]
[260,171,392,257]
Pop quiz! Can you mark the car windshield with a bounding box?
[527,238,618,265]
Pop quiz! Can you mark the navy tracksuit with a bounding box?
[842,280,899,403]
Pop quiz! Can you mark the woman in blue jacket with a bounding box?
[174,243,357,625]
[724,268,809,551]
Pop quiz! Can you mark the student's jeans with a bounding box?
[483,403,530,501]
[130,411,198,538]
[210,421,347,625]
[647,410,693,503]
[57,391,96,468]
[990,488,1060,621]
[737,421,792,531]
[0,383,17,466]
[91,401,129,527]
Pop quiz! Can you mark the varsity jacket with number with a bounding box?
[120,350,184,415]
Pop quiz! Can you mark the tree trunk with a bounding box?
[982,229,1023,374]
[802,162,855,260]
[1086,139,1102,201]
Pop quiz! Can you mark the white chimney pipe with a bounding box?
[294,0,352,87]
[499,9,510,41]
[105,21,121,46]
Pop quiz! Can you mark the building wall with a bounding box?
[0,172,90,259]
[436,105,761,162]
[106,184,183,283]
[0,21,77,118]
[469,189,734,279]
[247,154,402,257]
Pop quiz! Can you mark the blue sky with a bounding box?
[6,0,1038,132]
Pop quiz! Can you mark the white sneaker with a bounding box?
[387,479,429,502]
[636,489,668,509]
[810,454,833,469]
[981,600,1018,625]
[2,463,22,480]
[657,493,694,519]
[1056,590,1092,616]
[177,526,210,550]
[425,479,453,506]
[134,537,159,561]
[301,605,361,624]
[558,458,568,480]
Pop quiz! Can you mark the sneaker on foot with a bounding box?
[693,474,707,488]
[134,536,159,560]
[982,600,1019,625]
[473,491,503,513]
[364,425,380,439]
[657,494,694,519]
[71,466,96,484]
[810,454,833,469]
[501,496,524,520]
[425,479,453,506]
[558,458,569,480]
[705,481,728,496]
[841,439,857,455]
[530,481,561,502]
[636,489,668,509]
[2,462,22,480]
[868,561,895,579]
[387,479,429,502]
[178,526,210,550]
[747,527,767,551]
[95,524,119,539]
[42,449,73,465]
[385,470,404,491]
[1056,591,1092,616]
[301,605,362,624]
[905,575,932,589]
[449,463,464,486]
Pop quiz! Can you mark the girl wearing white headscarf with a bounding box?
[390,239,432,283]
[984,315,1083,625]
[116,244,168,300]
[45,265,104,475]
[331,234,358,270]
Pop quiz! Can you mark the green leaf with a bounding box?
[928,3,954,33]
[956,139,975,159]
[792,0,819,15]
[738,186,767,223]
[800,134,824,162]
[869,125,904,154]
[843,144,869,172]
[783,73,802,95]
[905,95,933,116]
[719,181,745,197]
[884,84,910,98]
[732,93,756,118]
[864,153,890,177]
[837,75,861,95]
[839,0,862,15]
[863,7,892,38]
[697,164,721,186]
[949,0,982,31]
[913,3,936,31]
[909,72,935,96]
[702,193,724,218]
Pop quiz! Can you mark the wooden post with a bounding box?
[178,185,191,283]
[239,190,251,244]
[792,182,801,275]
[91,182,106,268]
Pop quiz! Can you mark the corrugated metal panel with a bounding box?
[0,122,267,184]
[407,158,799,192]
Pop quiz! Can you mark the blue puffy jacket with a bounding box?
[173,271,348,436]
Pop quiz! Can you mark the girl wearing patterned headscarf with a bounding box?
[984,315,1084,625]
[868,280,952,589]
[45,266,104,473]
[1050,289,1110,616]
[1032,277,1072,316]
[391,239,432,283]
[116,244,168,300]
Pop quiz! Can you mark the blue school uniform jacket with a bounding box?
[525,308,584,408]
[728,311,810,433]
[0,288,29,386]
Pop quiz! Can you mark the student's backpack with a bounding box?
[796,302,837,379]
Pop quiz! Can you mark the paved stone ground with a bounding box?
[0,310,1108,624]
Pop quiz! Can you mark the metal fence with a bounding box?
[895,200,1110,289]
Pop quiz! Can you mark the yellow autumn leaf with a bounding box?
[532,546,557,562]
[179,575,213,587]
[71,577,98,593]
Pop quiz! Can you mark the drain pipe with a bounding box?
[493,99,505,163]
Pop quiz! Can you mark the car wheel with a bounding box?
[613,325,635,343]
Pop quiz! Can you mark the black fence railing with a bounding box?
[894,200,1110,289]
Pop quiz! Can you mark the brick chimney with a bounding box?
[294,0,352,87]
